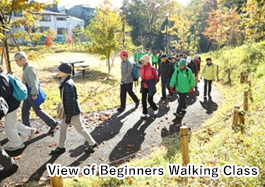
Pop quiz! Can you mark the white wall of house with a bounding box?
[67,16,85,34]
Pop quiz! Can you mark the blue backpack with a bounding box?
[7,74,28,102]
[126,60,140,81]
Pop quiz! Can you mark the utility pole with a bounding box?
[122,2,125,50]
[165,13,169,54]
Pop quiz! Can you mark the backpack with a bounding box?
[0,97,8,120]
[7,74,28,102]
[126,61,140,81]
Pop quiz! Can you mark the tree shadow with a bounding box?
[199,96,218,114]
[4,134,48,157]
[108,117,155,166]
[23,154,61,184]
[67,109,135,163]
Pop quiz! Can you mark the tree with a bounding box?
[0,0,56,72]
[44,35,53,48]
[84,0,134,75]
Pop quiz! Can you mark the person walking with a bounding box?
[151,50,159,70]
[0,96,19,180]
[0,68,36,151]
[201,57,216,97]
[186,56,198,79]
[171,56,178,70]
[158,54,175,100]
[50,63,97,155]
[140,55,159,118]
[193,54,201,89]
[14,52,58,134]
[117,50,139,112]
[170,59,195,117]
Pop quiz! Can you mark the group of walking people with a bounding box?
[0,48,217,180]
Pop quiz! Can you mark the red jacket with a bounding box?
[140,64,158,88]
[194,58,200,72]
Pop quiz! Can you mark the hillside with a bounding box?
[64,42,265,186]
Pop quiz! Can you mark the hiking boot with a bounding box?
[0,163,19,179]
[47,122,59,135]
[117,107,125,112]
[49,147,66,155]
[85,143,98,154]
[28,128,37,141]
[154,109,159,116]
[140,113,148,118]
[4,143,25,152]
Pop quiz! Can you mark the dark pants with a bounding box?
[22,96,56,127]
[152,62,158,69]
[177,93,188,114]
[161,78,170,98]
[120,83,139,109]
[204,79,213,96]
[142,88,158,114]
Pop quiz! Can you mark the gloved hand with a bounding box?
[120,81,124,85]
[189,88,194,94]
[170,87,174,93]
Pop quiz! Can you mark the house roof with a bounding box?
[38,10,67,16]
[67,16,85,22]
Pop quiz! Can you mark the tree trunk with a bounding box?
[107,54,111,75]
[4,38,11,72]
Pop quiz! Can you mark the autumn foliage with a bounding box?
[44,35,54,48]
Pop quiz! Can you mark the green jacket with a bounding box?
[23,62,39,96]
[152,54,158,63]
[172,62,178,70]
[201,63,216,80]
[170,67,195,93]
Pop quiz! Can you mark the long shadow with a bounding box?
[23,154,61,184]
[67,109,135,166]
[200,96,218,114]
[4,134,48,157]
[186,93,197,107]
[108,117,156,166]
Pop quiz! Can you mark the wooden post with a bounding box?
[180,126,190,166]
[244,74,248,83]
[247,79,252,99]
[240,72,244,84]
[216,65,219,82]
[244,89,249,111]
[232,105,240,129]
[238,111,245,125]
[50,176,64,187]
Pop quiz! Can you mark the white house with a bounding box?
[8,10,84,44]
[67,16,85,34]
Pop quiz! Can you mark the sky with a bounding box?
[57,0,191,9]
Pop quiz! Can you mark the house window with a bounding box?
[14,11,22,17]
[41,15,51,21]
[56,17,66,21]
[39,27,50,33]
[57,28,66,35]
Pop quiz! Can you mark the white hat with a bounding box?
[140,55,150,62]
[195,54,200,58]
[186,56,191,63]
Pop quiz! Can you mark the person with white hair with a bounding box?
[14,51,58,134]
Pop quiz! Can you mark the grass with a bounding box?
[62,41,265,186]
